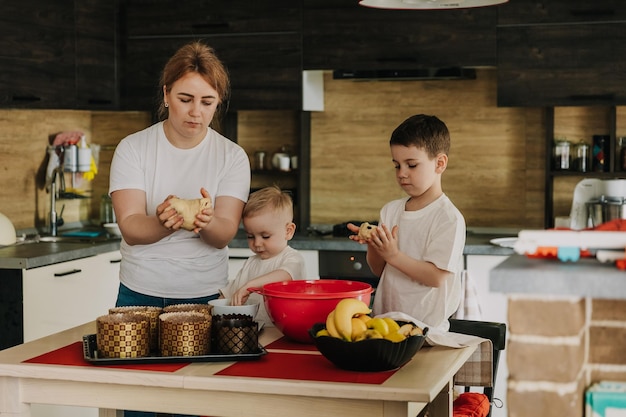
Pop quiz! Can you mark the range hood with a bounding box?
[359,0,508,9]
[333,67,476,81]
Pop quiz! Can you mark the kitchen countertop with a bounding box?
[490,254,626,299]
[0,229,516,270]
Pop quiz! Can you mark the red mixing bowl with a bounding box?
[249,280,373,343]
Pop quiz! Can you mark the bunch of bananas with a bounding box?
[315,298,424,343]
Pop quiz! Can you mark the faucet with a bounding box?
[48,167,65,237]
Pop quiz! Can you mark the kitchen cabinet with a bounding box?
[122,0,300,37]
[497,1,626,107]
[0,0,76,108]
[74,0,119,109]
[544,106,624,227]
[0,0,118,109]
[302,0,497,71]
[23,250,121,342]
[0,250,120,417]
[120,0,302,111]
[121,36,302,111]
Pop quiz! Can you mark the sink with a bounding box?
[36,235,113,244]
[18,227,119,245]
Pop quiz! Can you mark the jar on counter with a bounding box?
[100,194,116,224]
[574,140,590,172]
[592,134,610,172]
[553,139,571,171]
[619,137,626,172]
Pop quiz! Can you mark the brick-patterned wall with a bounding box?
[506,297,626,417]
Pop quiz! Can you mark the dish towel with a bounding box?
[377,312,493,387]
[453,270,483,321]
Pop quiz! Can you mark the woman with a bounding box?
[110,41,250,314]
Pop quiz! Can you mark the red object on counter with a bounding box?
[216,351,396,384]
[250,280,373,343]
[23,341,187,372]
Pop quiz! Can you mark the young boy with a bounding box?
[348,114,466,330]
[220,186,307,326]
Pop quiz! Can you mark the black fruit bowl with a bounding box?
[309,322,428,372]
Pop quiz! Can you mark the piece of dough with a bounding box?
[358,222,376,240]
[168,197,212,231]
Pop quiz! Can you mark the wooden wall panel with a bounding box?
[310,69,546,228]
[3,75,623,232]
[0,110,150,230]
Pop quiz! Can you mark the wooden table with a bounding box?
[0,322,477,417]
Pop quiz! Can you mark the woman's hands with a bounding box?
[158,188,214,234]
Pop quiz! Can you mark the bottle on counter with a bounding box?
[574,140,590,173]
[553,139,571,171]
[592,134,610,172]
[619,137,626,172]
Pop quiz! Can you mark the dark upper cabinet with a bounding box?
[75,0,119,109]
[0,0,118,110]
[497,0,626,25]
[120,0,302,111]
[302,0,498,71]
[122,0,300,37]
[497,1,626,107]
[0,1,76,108]
[122,36,302,111]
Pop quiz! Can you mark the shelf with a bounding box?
[252,169,298,175]
[550,171,626,178]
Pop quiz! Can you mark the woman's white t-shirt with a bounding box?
[372,194,465,330]
[109,122,251,298]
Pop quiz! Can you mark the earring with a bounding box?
[164,103,169,108]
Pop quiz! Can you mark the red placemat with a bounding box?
[264,336,318,351]
[216,351,396,384]
[23,342,188,372]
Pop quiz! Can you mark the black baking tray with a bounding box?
[82,334,267,365]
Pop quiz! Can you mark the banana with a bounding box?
[366,317,390,336]
[354,329,384,341]
[351,317,368,340]
[397,323,415,337]
[383,317,401,333]
[384,331,406,343]
[397,323,425,337]
[333,298,371,341]
[325,311,341,338]
[316,329,330,337]
[355,314,372,324]
[409,326,424,336]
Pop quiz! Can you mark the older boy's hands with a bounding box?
[370,224,400,261]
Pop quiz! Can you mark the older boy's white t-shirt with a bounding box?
[221,246,307,326]
[109,122,251,298]
[372,194,465,330]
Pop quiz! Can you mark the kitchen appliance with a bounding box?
[319,250,379,289]
[587,196,626,228]
[569,179,626,229]
[359,0,508,9]
[0,212,16,245]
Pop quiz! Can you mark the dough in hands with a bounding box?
[168,197,212,231]
[358,222,376,240]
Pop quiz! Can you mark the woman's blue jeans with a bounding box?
[116,283,220,417]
